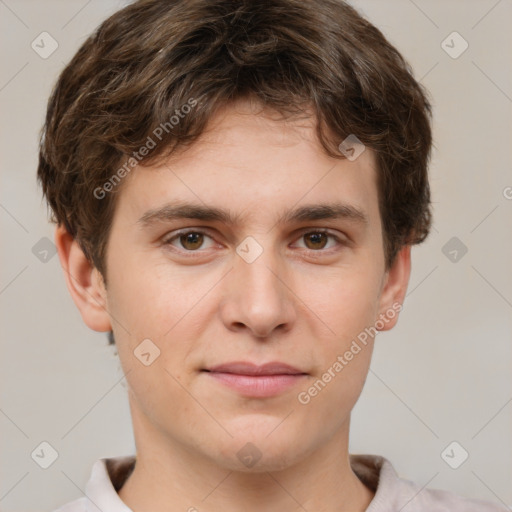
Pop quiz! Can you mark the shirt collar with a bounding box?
[82,453,401,512]
[84,455,136,512]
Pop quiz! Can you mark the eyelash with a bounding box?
[162,228,347,256]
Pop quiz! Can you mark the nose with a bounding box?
[218,241,296,338]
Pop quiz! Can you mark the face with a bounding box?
[60,100,410,472]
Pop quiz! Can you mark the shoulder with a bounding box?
[391,471,508,511]
[350,454,508,512]
[49,456,136,512]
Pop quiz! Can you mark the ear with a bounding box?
[375,245,411,332]
[54,224,112,332]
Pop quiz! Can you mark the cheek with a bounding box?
[293,267,379,406]
[297,325,375,428]
[106,249,206,339]
[105,256,220,393]
[123,361,201,440]
[296,265,381,340]
[311,352,372,433]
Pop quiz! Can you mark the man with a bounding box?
[37,0,506,510]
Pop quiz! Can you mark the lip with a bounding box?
[202,361,308,398]
[206,361,305,375]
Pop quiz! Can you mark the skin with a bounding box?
[55,99,411,512]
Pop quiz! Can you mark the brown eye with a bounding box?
[164,229,216,254]
[179,232,204,250]
[303,232,329,250]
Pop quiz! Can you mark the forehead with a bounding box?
[114,101,381,231]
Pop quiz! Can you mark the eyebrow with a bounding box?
[137,201,369,228]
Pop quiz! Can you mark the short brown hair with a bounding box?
[38,0,432,282]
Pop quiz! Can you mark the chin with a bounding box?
[210,422,310,473]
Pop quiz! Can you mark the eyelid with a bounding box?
[291,228,348,250]
[162,227,348,253]
[162,228,217,246]
[293,226,346,240]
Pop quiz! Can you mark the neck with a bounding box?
[118,409,374,512]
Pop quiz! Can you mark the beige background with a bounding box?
[1,0,511,510]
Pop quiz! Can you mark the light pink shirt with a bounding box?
[53,454,508,511]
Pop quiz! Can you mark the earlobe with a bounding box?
[54,225,112,332]
[376,245,411,332]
